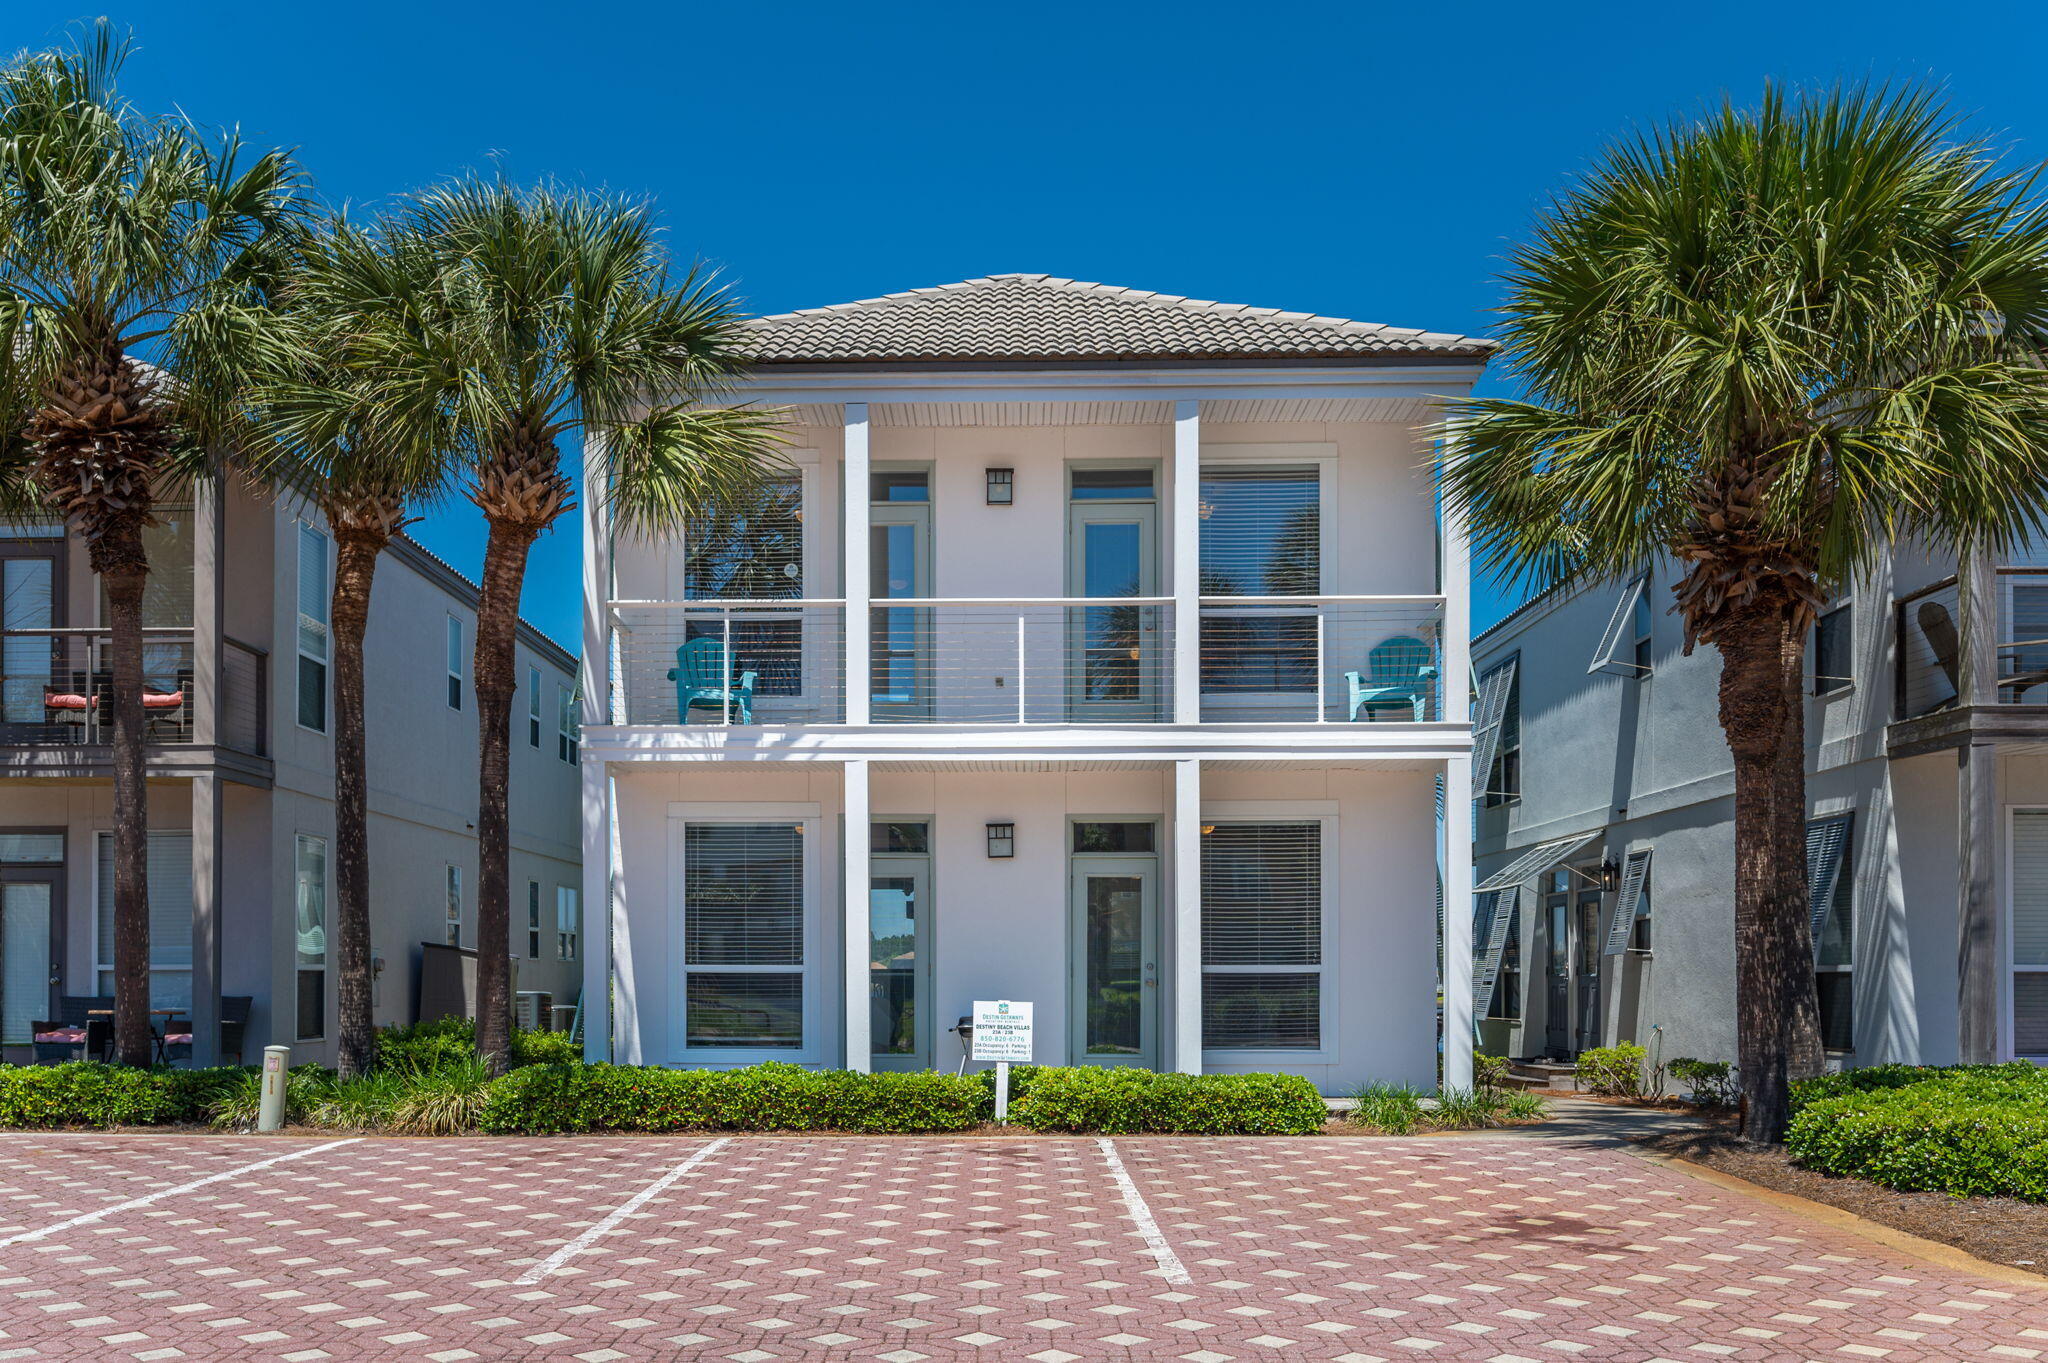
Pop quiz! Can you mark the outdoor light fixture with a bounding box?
[985,467,1014,505]
[986,822,1015,858]
[1600,858,1622,892]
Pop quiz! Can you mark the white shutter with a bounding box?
[1470,659,1517,789]
[1805,815,1852,958]
[1589,576,1646,675]
[1471,886,1518,1014]
[1603,849,1651,955]
[1476,832,1600,893]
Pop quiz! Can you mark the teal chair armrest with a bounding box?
[738,671,759,692]
[1417,664,1439,678]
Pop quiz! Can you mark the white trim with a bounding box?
[843,759,870,1071]
[1195,806,1340,1065]
[1441,752,1475,1090]
[723,363,1490,408]
[666,806,825,1065]
[844,404,871,725]
[1172,401,1201,724]
[1172,760,1202,1073]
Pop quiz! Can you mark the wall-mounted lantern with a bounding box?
[985,467,1014,505]
[986,822,1015,858]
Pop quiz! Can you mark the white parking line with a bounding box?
[515,1137,732,1284]
[0,1137,360,1249]
[1095,1136,1192,1285]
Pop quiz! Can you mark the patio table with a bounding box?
[85,1009,188,1064]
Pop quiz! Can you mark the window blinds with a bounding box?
[1805,815,1852,961]
[1201,823,1320,966]
[1197,467,1320,596]
[96,832,194,1011]
[685,824,804,965]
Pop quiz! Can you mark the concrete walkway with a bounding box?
[1495,1092,1713,1143]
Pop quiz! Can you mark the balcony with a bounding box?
[1896,567,2048,718]
[607,596,1443,728]
[0,627,267,754]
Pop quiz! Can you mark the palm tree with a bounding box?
[347,177,783,1072]
[1441,85,2048,1142]
[248,220,462,1076]
[0,24,305,1066]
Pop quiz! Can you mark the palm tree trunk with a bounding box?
[330,530,384,1077]
[103,548,153,1069]
[1716,602,1824,1143]
[471,516,539,1075]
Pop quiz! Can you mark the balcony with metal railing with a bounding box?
[0,627,267,754]
[1896,567,2048,720]
[606,595,1445,729]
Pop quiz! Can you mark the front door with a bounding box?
[870,501,931,720]
[1066,493,1161,722]
[1070,855,1158,1066]
[1574,892,1603,1052]
[1544,893,1570,1058]
[869,853,931,1069]
[0,871,61,1049]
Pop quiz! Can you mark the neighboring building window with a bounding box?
[685,472,804,696]
[1488,902,1523,1021]
[528,666,542,747]
[1201,821,1323,1050]
[683,822,805,1050]
[557,886,579,961]
[95,831,194,1009]
[527,880,542,959]
[1813,605,1852,696]
[1632,871,1653,952]
[446,616,463,710]
[1480,659,1521,807]
[295,834,328,1041]
[444,864,463,948]
[296,524,329,732]
[1632,583,1655,676]
[2013,810,2048,1058]
[558,685,578,764]
[1198,466,1320,694]
[1591,575,1652,677]
[1809,816,1854,1052]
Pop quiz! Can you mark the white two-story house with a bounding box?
[579,274,1491,1093]
[0,475,583,1066]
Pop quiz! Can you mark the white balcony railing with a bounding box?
[1897,566,2048,717]
[607,594,1445,728]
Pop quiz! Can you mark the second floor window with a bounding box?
[557,885,580,961]
[1199,467,1320,694]
[296,524,329,733]
[1813,605,1852,695]
[528,666,542,747]
[444,864,463,947]
[685,473,805,698]
[1478,658,1521,806]
[558,685,579,764]
[446,616,463,710]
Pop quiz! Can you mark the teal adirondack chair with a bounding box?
[669,637,757,724]
[1346,635,1437,721]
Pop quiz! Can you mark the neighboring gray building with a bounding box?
[0,475,583,1066]
[1470,540,2048,1072]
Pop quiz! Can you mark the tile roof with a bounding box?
[741,273,1494,365]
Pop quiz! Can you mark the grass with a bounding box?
[1348,1081,1549,1134]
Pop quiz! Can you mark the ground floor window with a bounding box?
[1489,902,1523,1021]
[1200,820,1323,1050]
[95,831,193,1010]
[683,821,805,1050]
[1808,815,1854,1052]
[557,886,579,961]
[2010,810,2048,1056]
[527,880,542,959]
[444,865,463,947]
[294,834,328,1041]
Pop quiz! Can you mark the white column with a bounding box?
[189,773,224,1067]
[1172,758,1202,1073]
[1437,432,1471,725]
[580,435,614,1062]
[1440,752,1475,1091]
[581,759,613,1063]
[189,469,226,1065]
[843,758,871,1070]
[843,404,871,726]
[1171,399,1201,724]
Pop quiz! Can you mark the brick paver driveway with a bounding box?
[1,1131,2043,1362]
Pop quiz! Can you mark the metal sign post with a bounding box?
[971,1000,1033,1124]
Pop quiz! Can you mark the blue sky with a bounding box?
[15,1,2048,648]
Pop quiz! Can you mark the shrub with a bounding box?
[1575,1043,1648,1098]
[477,1062,989,1136]
[1472,1052,1513,1092]
[1350,1081,1426,1134]
[1787,1064,2048,1201]
[207,1063,328,1130]
[1785,1062,2034,1112]
[1667,1057,1738,1108]
[371,1017,577,1073]
[389,1058,494,1135]
[306,1070,409,1131]
[1007,1068,1327,1135]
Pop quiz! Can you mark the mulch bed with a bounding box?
[1641,1125,2048,1278]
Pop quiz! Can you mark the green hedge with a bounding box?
[1786,1062,2048,1202]
[372,1017,581,1072]
[1007,1067,1328,1134]
[0,1063,244,1128]
[478,1062,987,1135]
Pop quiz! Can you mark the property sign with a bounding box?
[971,1000,1033,1062]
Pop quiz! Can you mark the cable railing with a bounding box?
[1198,595,1446,723]
[1895,567,2048,718]
[0,627,198,745]
[608,594,1450,728]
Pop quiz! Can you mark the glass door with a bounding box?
[1069,855,1158,1066]
[869,851,930,1069]
[1544,893,1570,1058]
[870,502,931,720]
[0,542,62,741]
[1,875,59,1047]
[1574,891,1603,1053]
[1065,488,1160,722]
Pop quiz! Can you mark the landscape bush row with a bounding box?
[0,1028,1332,1136]
[1784,1062,2048,1202]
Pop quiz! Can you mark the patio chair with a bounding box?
[1346,635,1438,721]
[668,637,757,724]
[30,995,114,1064]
